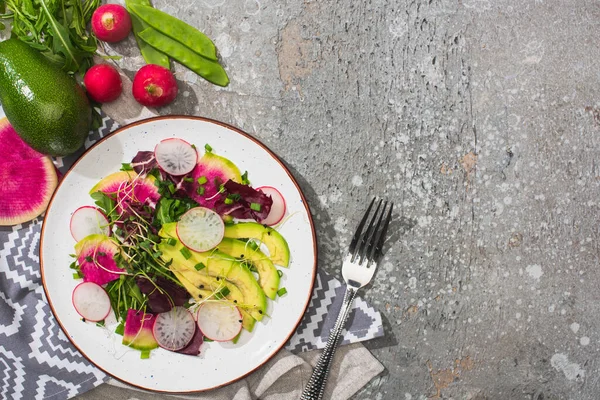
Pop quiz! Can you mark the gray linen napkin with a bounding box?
[0,74,384,400]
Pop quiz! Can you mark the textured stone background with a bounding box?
[99,0,600,399]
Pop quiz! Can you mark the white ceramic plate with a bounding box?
[40,116,317,393]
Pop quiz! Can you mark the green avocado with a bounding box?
[224,222,290,267]
[216,237,280,300]
[0,38,91,156]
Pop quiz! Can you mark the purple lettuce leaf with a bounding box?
[135,276,190,313]
[214,180,273,221]
[131,151,158,175]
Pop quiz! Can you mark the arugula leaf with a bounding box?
[90,191,119,222]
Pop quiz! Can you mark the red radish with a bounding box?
[0,119,58,226]
[91,4,132,43]
[196,302,242,342]
[72,281,111,322]
[256,186,286,226]
[70,206,110,242]
[83,64,123,103]
[176,207,225,252]
[132,64,178,107]
[154,138,198,176]
[152,306,196,351]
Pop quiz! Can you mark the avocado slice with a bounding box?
[216,238,280,300]
[223,223,290,267]
[159,223,267,322]
[159,244,256,332]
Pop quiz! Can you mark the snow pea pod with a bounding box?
[138,28,229,87]
[125,0,170,68]
[129,3,218,62]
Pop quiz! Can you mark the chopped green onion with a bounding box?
[250,203,261,211]
[72,273,80,279]
[197,176,208,185]
[194,262,206,271]
[205,143,213,153]
[204,337,214,342]
[121,163,133,171]
[191,144,197,149]
[166,238,177,246]
[277,270,283,277]
[277,287,288,297]
[241,171,250,185]
[197,186,205,196]
[183,177,194,183]
[224,198,233,205]
[140,350,151,359]
[180,247,192,260]
[96,320,105,327]
[84,256,93,262]
[220,287,230,297]
[246,240,259,251]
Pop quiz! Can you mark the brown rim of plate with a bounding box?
[39,115,318,394]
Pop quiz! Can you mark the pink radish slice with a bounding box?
[256,186,286,226]
[152,306,196,351]
[72,282,111,322]
[70,206,110,242]
[154,138,198,176]
[176,207,225,252]
[196,301,242,342]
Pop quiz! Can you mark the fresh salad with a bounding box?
[68,138,289,358]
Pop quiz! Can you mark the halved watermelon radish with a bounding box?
[0,118,58,226]
[70,206,110,242]
[89,171,160,214]
[72,281,111,322]
[256,186,286,226]
[74,234,125,285]
[176,207,225,252]
[197,301,242,342]
[123,309,159,351]
[152,306,196,351]
[154,138,198,176]
[184,152,242,209]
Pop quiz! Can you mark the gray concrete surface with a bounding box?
[93,0,600,398]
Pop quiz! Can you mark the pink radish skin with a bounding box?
[154,138,198,176]
[84,64,123,103]
[72,282,111,322]
[70,206,110,242]
[91,4,132,43]
[256,186,286,226]
[152,306,196,351]
[132,64,178,107]
[196,302,242,342]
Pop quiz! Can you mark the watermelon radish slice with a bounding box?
[0,157,58,226]
[0,117,48,161]
[154,138,198,176]
[256,186,286,226]
[176,207,225,252]
[74,234,125,285]
[72,281,111,322]
[70,206,110,242]
[197,301,243,342]
[184,152,242,209]
[123,309,159,351]
[152,306,196,351]
[89,171,160,214]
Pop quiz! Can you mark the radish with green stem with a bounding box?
[72,281,111,322]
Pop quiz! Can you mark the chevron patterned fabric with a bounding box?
[0,110,383,399]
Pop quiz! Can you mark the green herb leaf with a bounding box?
[204,143,213,153]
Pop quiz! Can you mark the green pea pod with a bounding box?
[125,0,170,68]
[138,28,229,87]
[129,3,218,62]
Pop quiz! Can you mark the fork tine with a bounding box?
[348,197,375,255]
[368,201,393,261]
[355,198,383,262]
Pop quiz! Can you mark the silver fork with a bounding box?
[300,197,393,400]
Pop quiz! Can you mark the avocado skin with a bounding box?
[0,38,91,157]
